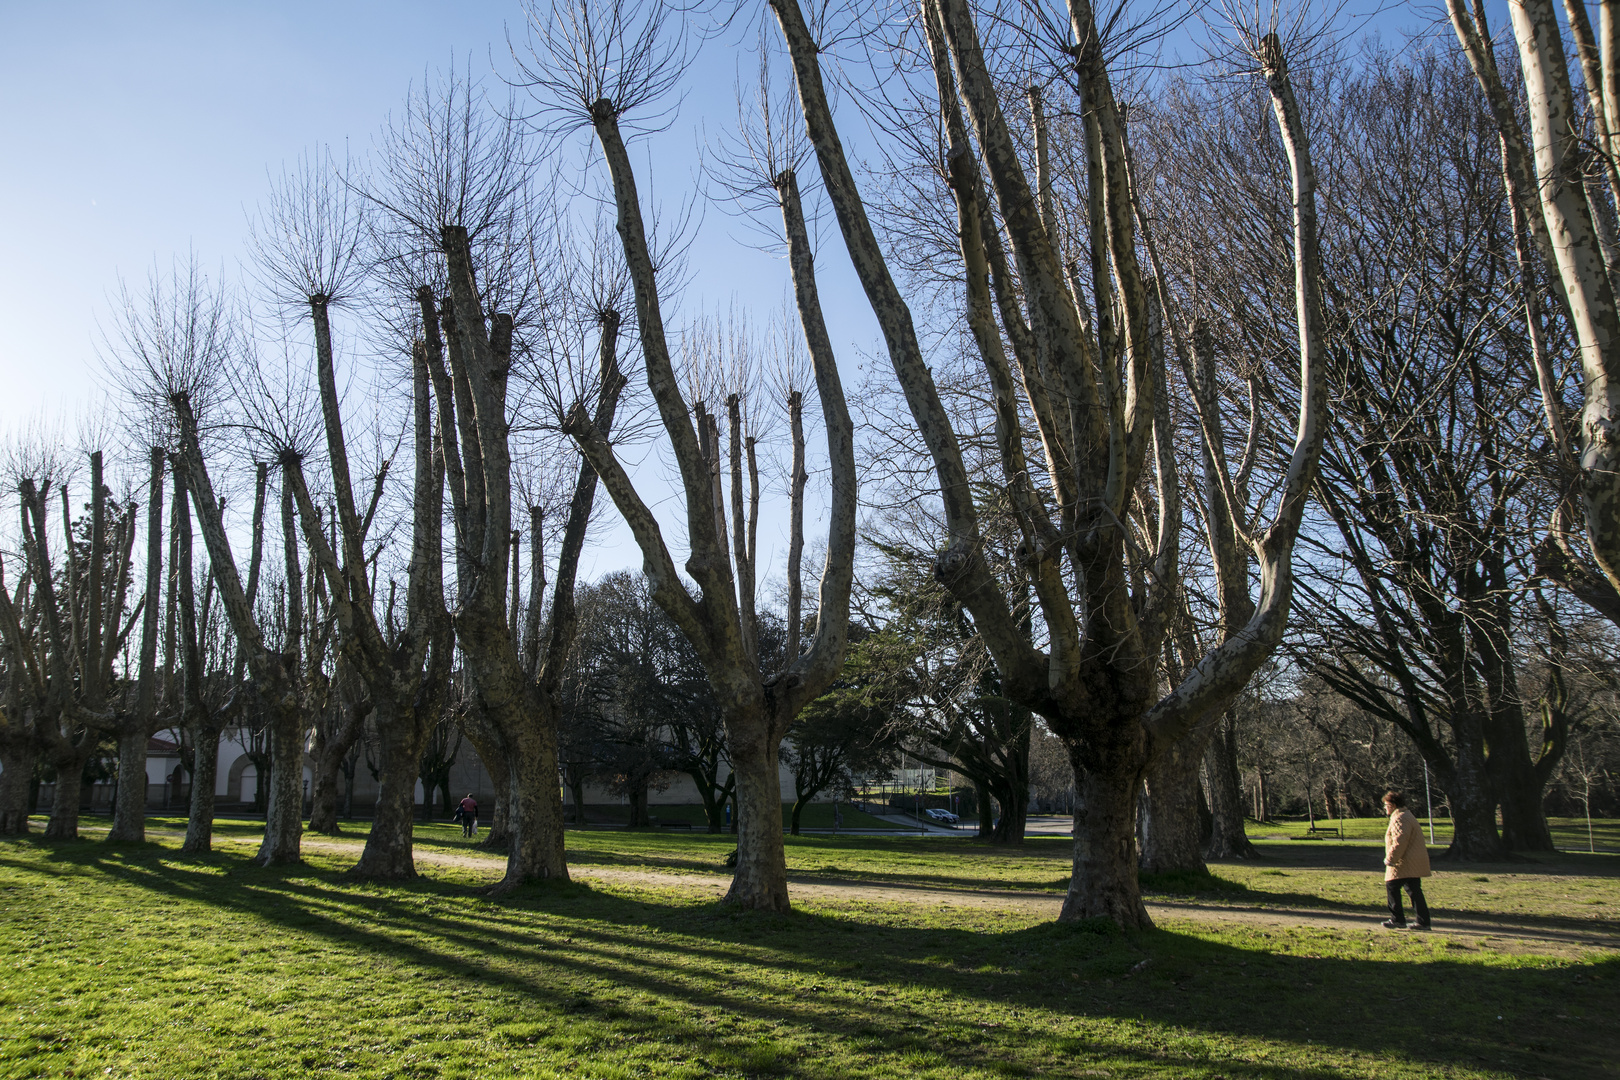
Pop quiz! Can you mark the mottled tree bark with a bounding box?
[1139,738,1206,875]
[181,726,220,855]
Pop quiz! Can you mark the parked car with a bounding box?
[923,808,959,824]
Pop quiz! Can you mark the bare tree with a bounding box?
[105,446,166,843]
[254,148,456,878]
[518,0,860,910]
[1450,2,1620,619]
[769,0,1327,925]
[0,443,136,839]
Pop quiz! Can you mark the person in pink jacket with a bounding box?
[1382,789,1432,930]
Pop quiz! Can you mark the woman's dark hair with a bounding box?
[1383,790,1407,809]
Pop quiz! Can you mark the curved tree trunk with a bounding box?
[181,726,220,854]
[789,796,806,836]
[1203,712,1259,858]
[1496,768,1555,852]
[308,734,355,836]
[724,717,791,911]
[988,778,1028,845]
[1139,737,1207,875]
[0,741,38,835]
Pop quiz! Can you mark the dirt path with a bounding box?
[257,835,1616,957]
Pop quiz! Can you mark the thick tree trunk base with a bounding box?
[723,738,791,913]
[1060,763,1152,929]
[1139,745,1207,876]
[307,757,345,836]
[0,746,38,835]
[106,728,149,844]
[181,728,220,854]
[351,749,421,881]
[493,741,570,891]
[1440,802,1509,862]
[1498,782,1555,852]
[256,706,305,867]
[44,768,85,841]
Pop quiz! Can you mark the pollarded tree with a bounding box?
[104,445,166,844]
[364,68,629,889]
[252,146,457,878]
[168,321,318,866]
[771,0,1328,925]
[515,0,859,910]
[0,446,136,840]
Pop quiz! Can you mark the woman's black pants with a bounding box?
[1386,877,1430,925]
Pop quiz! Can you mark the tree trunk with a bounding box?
[989,779,1028,845]
[44,760,86,840]
[494,715,570,889]
[1437,731,1507,861]
[1496,768,1556,852]
[694,777,723,833]
[790,796,806,836]
[106,727,150,843]
[0,741,37,835]
[1139,737,1206,875]
[182,726,220,854]
[308,736,353,836]
[1483,703,1557,851]
[724,718,791,911]
[256,701,304,866]
[1060,751,1152,928]
[351,712,424,880]
[566,774,586,830]
[1203,712,1259,858]
[628,784,649,829]
[975,780,993,838]
[462,717,512,846]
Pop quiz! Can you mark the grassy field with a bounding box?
[557,802,912,831]
[1242,814,1620,852]
[3,822,1618,1080]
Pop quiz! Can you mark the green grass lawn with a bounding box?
[1243,814,1620,852]
[553,802,911,831]
[3,825,1618,1079]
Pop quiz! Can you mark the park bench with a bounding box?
[656,820,694,830]
[1305,824,1341,839]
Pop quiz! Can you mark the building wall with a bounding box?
[18,730,861,814]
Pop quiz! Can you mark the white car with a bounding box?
[923,808,960,824]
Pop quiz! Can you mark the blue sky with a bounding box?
[0,0,1437,583]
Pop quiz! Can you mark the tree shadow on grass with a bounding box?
[5,838,1617,1079]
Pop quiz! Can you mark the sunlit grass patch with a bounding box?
[2,829,1617,1079]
